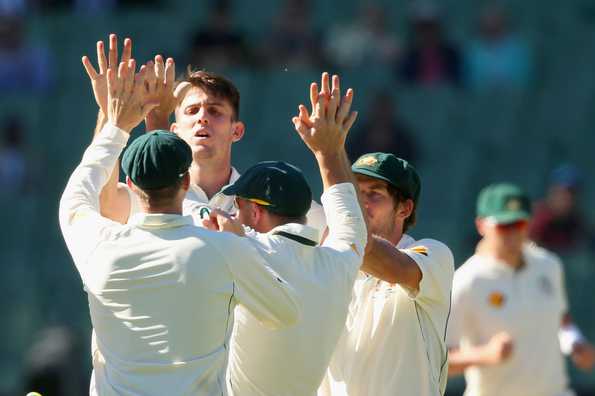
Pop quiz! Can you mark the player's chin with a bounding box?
[192,146,215,160]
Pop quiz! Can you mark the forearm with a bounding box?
[60,124,129,227]
[145,111,170,132]
[448,346,490,376]
[361,236,421,288]
[315,149,352,191]
[94,110,108,137]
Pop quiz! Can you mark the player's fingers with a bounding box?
[97,40,107,74]
[107,67,117,98]
[292,117,309,137]
[117,60,127,80]
[342,111,358,134]
[336,88,354,124]
[298,105,314,128]
[165,58,175,89]
[121,37,132,63]
[327,75,340,121]
[82,56,99,80]
[144,60,156,92]
[321,72,330,98]
[108,33,118,69]
[309,82,318,110]
[155,55,165,84]
[124,59,136,96]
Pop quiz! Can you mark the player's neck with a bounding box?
[189,160,232,200]
[479,239,525,269]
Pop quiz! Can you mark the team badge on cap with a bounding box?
[506,198,522,211]
[488,291,506,308]
[355,156,378,167]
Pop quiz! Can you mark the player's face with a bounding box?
[356,176,400,239]
[171,87,244,163]
[479,219,529,253]
[235,197,258,230]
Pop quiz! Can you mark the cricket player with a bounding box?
[82,34,326,230]
[319,153,455,396]
[59,59,299,395]
[201,73,365,396]
[447,183,595,396]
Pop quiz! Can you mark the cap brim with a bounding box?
[352,168,398,188]
[221,184,240,196]
[485,210,531,225]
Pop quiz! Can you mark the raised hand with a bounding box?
[144,55,177,122]
[292,72,358,157]
[201,208,246,236]
[107,60,159,133]
[82,34,132,116]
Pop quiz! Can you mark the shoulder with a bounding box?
[404,238,454,269]
[525,243,563,273]
[452,255,486,293]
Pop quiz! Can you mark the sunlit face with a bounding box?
[356,175,400,239]
[234,197,259,231]
[478,219,529,254]
[171,87,243,163]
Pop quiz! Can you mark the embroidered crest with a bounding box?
[488,291,506,308]
[506,198,521,211]
[355,156,378,167]
[408,246,429,256]
[198,206,211,219]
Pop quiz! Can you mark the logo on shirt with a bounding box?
[407,246,429,256]
[198,206,211,219]
[488,291,506,308]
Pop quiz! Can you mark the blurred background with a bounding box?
[1,0,595,394]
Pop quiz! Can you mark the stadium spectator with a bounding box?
[0,117,27,195]
[323,4,400,69]
[346,91,418,164]
[530,164,592,254]
[466,4,532,91]
[22,326,86,396]
[398,1,463,86]
[0,15,53,92]
[265,0,324,69]
[187,0,255,70]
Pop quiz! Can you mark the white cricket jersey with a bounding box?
[125,169,328,235]
[320,234,454,396]
[59,124,300,396]
[227,183,367,396]
[447,244,571,396]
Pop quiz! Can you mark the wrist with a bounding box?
[560,324,586,355]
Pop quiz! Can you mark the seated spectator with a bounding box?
[324,4,400,69]
[0,15,53,92]
[0,117,27,195]
[187,0,255,70]
[346,91,418,164]
[398,1,462,86]
[266,0,323,69]
[530,164,592,253]
[466,4,532,91]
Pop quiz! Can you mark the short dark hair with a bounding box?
[183,68,240,120]
[135,174,186,208]
[386,183,417,233]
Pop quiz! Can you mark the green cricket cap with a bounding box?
[121,130,192,190]
[477,183,532,224]
[222,161,312,218]
[352,152,421,203]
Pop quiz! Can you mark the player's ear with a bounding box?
[170,122,178,134]
[181,172,190,191]
[475,218,486,236]
[126,176,133,189]
[396,199,414,221]
[231,121,245,143]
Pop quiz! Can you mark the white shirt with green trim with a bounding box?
[446,244,572,396]
[319,234,454,396]
[227,182,367,396]
[59,124,300,396]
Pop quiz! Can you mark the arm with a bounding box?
[224,235,300,329]
[361,236,422,289]
[447,332,514,376]
[292,72,366,254]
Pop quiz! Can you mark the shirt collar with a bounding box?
[185,167,240,211]
[396,233,416,249]
[267,223,320,245]
[128,213,194,229]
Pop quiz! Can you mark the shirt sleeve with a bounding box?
[58,124,129,272]
[306,199,327,238]
[222,235,301,329]
[446,271,472,348]
[401,239,454,308]
[320,183,367,259]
